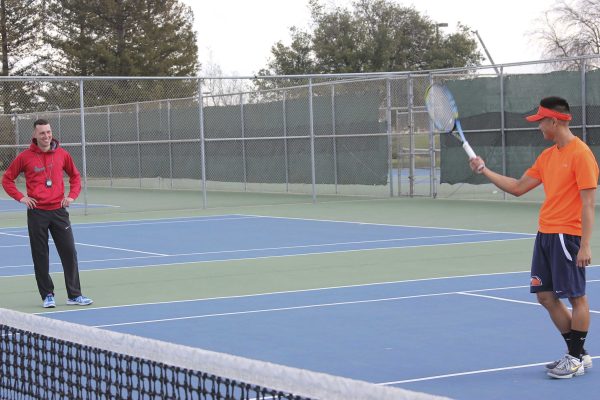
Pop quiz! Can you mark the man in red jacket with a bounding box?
[2,119,93,308]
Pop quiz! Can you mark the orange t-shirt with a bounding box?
[525,137,599,235]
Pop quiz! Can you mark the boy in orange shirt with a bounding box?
[470,96,598,379]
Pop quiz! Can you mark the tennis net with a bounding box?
[0,308,449,400]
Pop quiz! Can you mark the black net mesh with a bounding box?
[0,308,444,400]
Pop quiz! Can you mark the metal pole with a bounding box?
[136,103,141,187]
[500,66,507,200]
[408,75,415,197]
[428,74,437,198]
[107,106,113,187]
[386,79,393,197]
[581,58,587,143]
[79,80,89,215]
[396,108,402,196]
[198,80,208,208]
[57,107,61,143]
[283,90,289,192]
[240,93,247,191]
[167,101,173,189]
[331,84,339,193]
[473,30,500,75]
[309,78,317,204]
[13,113,19,158]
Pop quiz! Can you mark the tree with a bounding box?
[535,0,600,70]
[43,0,199,108]
[259,27,316,76]
[201,58,251,107]
[259,0,482,78]
[0,0,44,114]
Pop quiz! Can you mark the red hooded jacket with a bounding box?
[2,139,81,210]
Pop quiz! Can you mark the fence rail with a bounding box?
[1,56,599,213]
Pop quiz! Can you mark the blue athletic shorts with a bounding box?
[530,232,586,298]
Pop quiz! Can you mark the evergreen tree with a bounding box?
[0,0,43,113]
[44,0,199,107]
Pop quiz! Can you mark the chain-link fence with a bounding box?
[1,56,599,216]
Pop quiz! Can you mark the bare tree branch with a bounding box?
[534,0,600,70]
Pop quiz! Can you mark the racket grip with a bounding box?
[462,142,477,159]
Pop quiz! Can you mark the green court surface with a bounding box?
[2,193,586,314]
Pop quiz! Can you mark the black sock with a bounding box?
[562,332,570,349]
[568,330,588,359]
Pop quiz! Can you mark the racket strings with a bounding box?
[425,86,456,132]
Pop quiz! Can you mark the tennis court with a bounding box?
[1,196,598,399]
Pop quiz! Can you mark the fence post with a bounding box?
[500,66,507,201]
[167,100,173,189]
[386,78,393,197]
[309,78,317,204]
[198,79,208,209]
[283,90,289,192]
[240,93,247,191]
[56,107,61,143]
[79,79,89,215]
[581,58,587,143]
[428,73,437,198]
[13,113,19,153]
[407,74,415,197]
[107,105,113,187]
[331,84,339,194]
[136,102,141,188]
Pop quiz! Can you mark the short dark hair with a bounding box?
[540,96,570,114]
[33,118,49,128]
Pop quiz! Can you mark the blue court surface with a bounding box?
[38,270,600,399]
[2,214,598,399]
[0,214,531,277]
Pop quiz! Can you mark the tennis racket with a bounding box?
[424,83,477,160]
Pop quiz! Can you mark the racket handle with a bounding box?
[462,142,477,159]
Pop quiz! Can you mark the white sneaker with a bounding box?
[42,294,56,308]
[547,354,584,379]
[66,295,93,306]
[546,353,592,370]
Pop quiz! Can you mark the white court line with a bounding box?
[0,232,27,239]
[130,232,508,258]
[91,292,456,328]
[0,213,533,270]
[39,272,539,315]
[378,357,600,385]
[73,202,121,208]
[59,279,600,327]
[0,254,167,270]
[69,216,257,230]
[0,231,167,257]
[241,214,536,237]
[37,269,600,316]
[73,242,168,256]
[458,282,600,315]
[458,292,541,307]
[0,212,535,236]
[0,214,250,232]
[0,237,534,273]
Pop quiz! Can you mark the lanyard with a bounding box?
[35,152,55,188]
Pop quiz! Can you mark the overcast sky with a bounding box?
[179,0,557,76]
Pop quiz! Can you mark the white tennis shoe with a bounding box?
[546,352,592,370]
[66,295,93,306]
[547,354,584,379]
[43,294,56,308]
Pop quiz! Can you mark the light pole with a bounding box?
[435,22,448,43]
[472,30,500,74]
